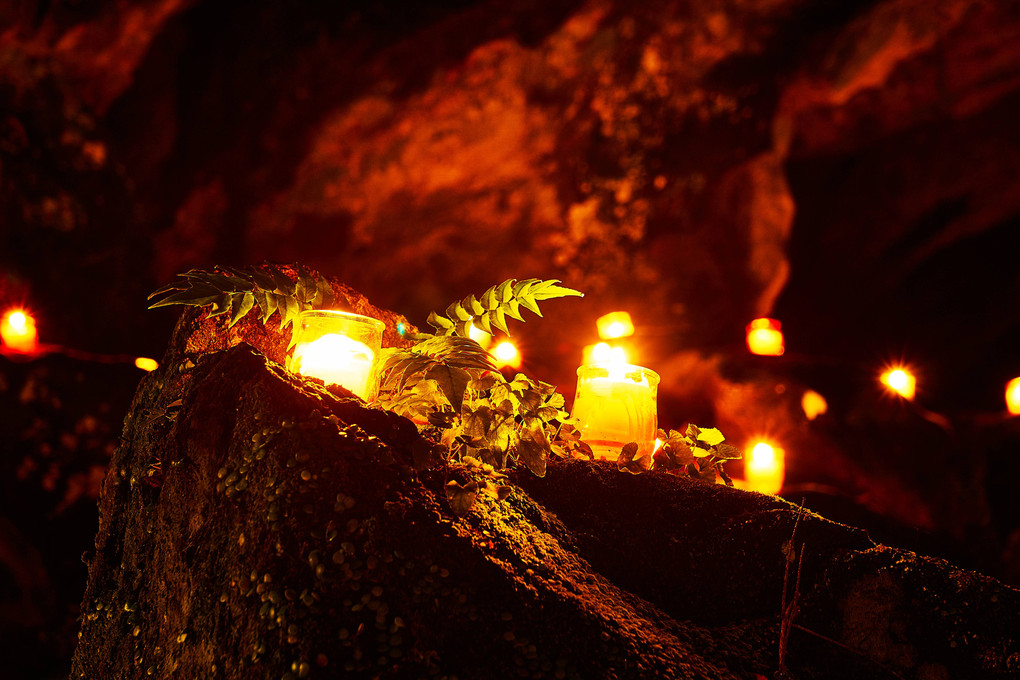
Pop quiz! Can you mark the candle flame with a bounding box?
[746,318,784,356]
[1,307,38,353]
[1006,377,1020,416]
[597,311,634,340]
[880,366,916,400]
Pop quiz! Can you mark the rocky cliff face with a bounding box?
[69,285,1020,679]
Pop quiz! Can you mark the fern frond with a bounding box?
[427,278,583,337]
[147,263,335,330]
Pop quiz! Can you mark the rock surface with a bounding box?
[71,299,1020,679]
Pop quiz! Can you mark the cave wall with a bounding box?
[3,1,1020,677]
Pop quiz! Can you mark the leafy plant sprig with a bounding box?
[650,424,741,485]
[378,278,584,486]
[147,263,333,332]
[427,278,582,338]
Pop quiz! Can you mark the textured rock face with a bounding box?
[69,295,1020,679]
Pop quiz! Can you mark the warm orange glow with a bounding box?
[582,342,629,367]
[742,440,785,494]
[571,363,659,461]
[1006,377,1020,416]
[801,390,828,420]
[492,341,522,369]
[597,311,635,340]
[292,333,377,399]
[881,366,916,400]
[1,308,38,353]
[135,357,159,372]
[746,318,784,356]
[468,322,492,350]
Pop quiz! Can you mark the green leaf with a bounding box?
[616,442,650,474]
[515,438,547,477]
[497,279,515,302]
[487,307,509,335]
[229,292,256,327]
[696,427,726,447]
[427,311,454,330]
[714,443,742,460]
[425,364,471,412]
[445,480,479,517]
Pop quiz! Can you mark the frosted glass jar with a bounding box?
[571,363,659,461]
[288,310,385,401]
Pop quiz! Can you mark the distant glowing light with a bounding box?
[742,440,785,495]
[1006,377,1020,416]
[597,311,634,340]
[881,366,916,400]
[1,308,38,353]
[746,318,784,356]
[135,357,159,372]
[468,322,492,350]
[492,341,521,369]
[801,390,828,420]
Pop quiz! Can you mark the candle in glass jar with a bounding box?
[292,333,376,398]
[571,363,659,461]
[288,311,385,401]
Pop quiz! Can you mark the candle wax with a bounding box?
[572,370,657,461]
[293,333,376,400]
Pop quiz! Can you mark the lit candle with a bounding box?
[571,363,659,461]
[746,318,784,356]
[288,311,385,401]
[491,340,522,370]
[880,366,916,400]
[596,311,635,339]
[1006,377,1020,416]
[743,440,785,494]
[1,308,38,353]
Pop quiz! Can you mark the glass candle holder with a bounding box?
[288,310,386,401]
[571,363,659,461]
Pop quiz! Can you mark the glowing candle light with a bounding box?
[801,390,828,420]
[1,308,38,353]
[596,311,635,340]
[881,366,916,400]
[134,357,159,372]
[746,318,784,356]
[743,440,785,495]
[467,322,491,348]
[288,311,385,401]
[492,340,522,370]
[571,358,659,462]
[1006,377,1020,416]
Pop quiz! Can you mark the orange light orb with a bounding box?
[881,367,916,400]
[492,341,522,369]
[1006,377,1020,416]
[745,318,784,356]
[1,308,38,353]
[596,311,635,340]
[743,440,785,495]
[801,390,828,420]
[135,357,159,372]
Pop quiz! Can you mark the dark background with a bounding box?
[2,0,1019,677]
